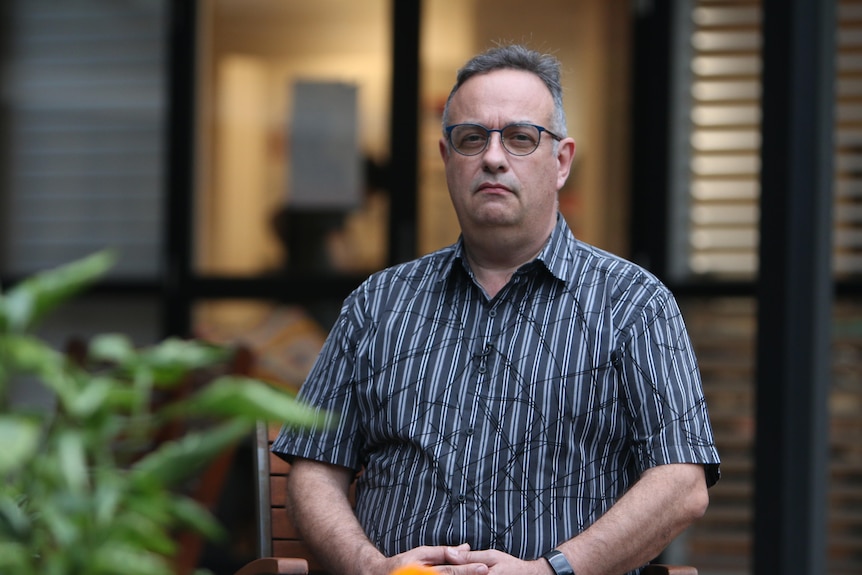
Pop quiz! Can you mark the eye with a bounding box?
[453,126,488,148]
[462,133,486,144]
[504,126,538,145]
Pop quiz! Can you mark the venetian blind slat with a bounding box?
[0,0,166,278]
[678,4,862,575]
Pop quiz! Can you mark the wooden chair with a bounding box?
[232,422,698,575]
[643,566,697,575]
[232,422,311,575]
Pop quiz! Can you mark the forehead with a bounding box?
[448,69,554,124]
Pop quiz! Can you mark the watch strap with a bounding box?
[542,549,575,575]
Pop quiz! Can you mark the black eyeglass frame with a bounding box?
[444,122,563,156]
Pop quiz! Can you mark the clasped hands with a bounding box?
[382,543,552,575]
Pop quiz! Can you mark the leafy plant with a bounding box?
[0,251,325,575]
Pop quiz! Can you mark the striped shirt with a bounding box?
[272,215,720,570]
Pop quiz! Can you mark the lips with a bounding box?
[476,182,513,194]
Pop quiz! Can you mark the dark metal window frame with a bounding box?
[162,1,422,337]
[632,1,856,572]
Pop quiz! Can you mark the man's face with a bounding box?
[439,69,575,239]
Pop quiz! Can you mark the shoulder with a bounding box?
[568,239,670,300]
[364,244,456,289]
[344,245,458,313]
[545,217,669,302]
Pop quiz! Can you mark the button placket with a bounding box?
[454,304,500,518]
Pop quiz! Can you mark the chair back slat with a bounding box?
[256,422,322,571]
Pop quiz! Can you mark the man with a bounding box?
[273,44,720,575]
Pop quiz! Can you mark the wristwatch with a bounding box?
[542,549,575,575]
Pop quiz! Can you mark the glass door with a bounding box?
[192,0,392,341]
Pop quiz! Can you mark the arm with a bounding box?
[451,463,708,575]
[286,458,490,575]
[557,463,708,575]
[286,457,381,575]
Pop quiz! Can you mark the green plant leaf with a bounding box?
[88,333,136,365]
[66,376,115,420]
[0,495,31,538]
[135,338,231,386]
[0,334,64,378]
[0,415,41,475]
[111,492,177,556]
[39,499,81,548]
[128,419,253,488]
[169,495,224,541]
[0,541,29,572]
[92,470,122,526]
[91,543,174,575]
[0,252,336,575]
[0,249,116,333]
[57,430,88,493]
[168,375,330,428]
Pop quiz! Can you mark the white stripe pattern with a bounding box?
[273,215,720,571]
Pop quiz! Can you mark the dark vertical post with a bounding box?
[387,0,421,265]
[163,0,196,337]
[754,1,835,573]
[629,0,671,278]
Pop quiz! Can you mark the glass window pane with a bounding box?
[670,0,862,283]
[0,0,166,279]
[195,0,391,277]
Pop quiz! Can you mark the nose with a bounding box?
[481,130,509,171]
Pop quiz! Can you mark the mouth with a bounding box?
[476,182,513,195]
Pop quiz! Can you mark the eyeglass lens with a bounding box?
[450,124,543,156]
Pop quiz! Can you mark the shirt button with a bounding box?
[465,427,474,436]
[488,309,497,318]
[458,493,466,503]
[478,365,486,374]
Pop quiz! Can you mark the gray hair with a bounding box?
[441,44,567,137]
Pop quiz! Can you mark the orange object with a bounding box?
[390,565,438,575]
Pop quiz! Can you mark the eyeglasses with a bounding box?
[444,123,562,156]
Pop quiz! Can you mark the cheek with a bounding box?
[444,166,462,196]
[539,160,563,190]
[522,166,561,209]
[446,162,478,194]
[444,169,470,212]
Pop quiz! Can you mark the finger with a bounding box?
[444,544,472,565]
[450,548,502,566]
[436,563,490,575]
[403,544,470,566]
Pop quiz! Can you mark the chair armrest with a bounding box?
[642,565,698,575]
[233,557,309,575]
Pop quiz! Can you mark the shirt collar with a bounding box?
[438,213,576,286]
[535,214,576,285]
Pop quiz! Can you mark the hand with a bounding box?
[372,544,489,575]
[443,546,551,575]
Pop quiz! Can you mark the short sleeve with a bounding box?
[616,289,721,486]
[271,292,365,472]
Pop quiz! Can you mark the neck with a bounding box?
[460,214,556,297]
[463,235,546,299]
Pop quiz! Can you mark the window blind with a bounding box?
[836,1,862,279]
[674,3,862,574]
[0,0,166,279]
[670,0,862,281]
[669,1,762,281]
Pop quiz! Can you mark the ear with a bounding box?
[555,138,577,190]
[439,136,451,164]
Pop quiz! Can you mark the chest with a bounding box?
[355,277,626,445]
